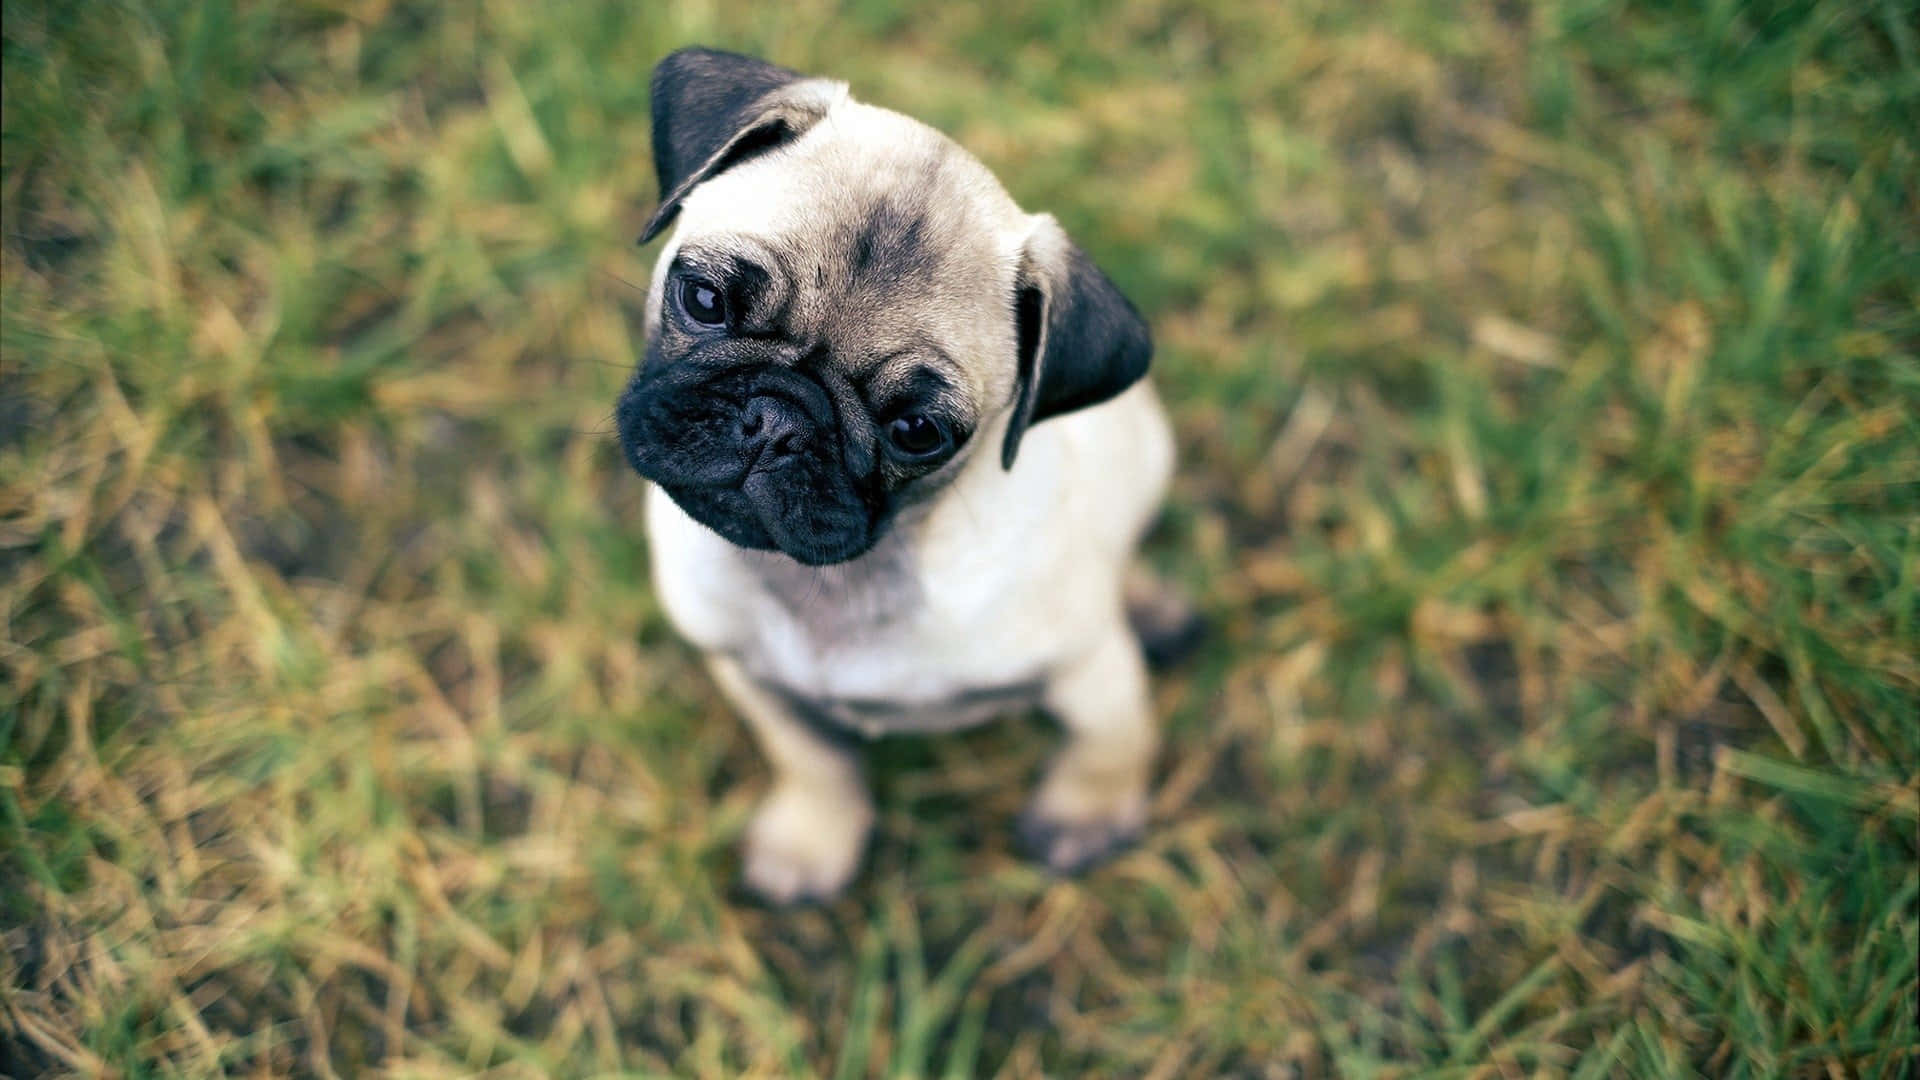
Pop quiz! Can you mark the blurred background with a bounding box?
[3,1,1915,1076]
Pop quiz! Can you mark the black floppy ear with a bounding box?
[1001,217,1153,468]
[638,48,833,245]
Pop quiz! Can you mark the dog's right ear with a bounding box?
[639,48,839,245]
[1001,216,1153,468]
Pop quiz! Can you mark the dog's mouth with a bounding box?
[663,478,878,566]
[615,369,883,566]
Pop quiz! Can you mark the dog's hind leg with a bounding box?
[1123,565,1206,670]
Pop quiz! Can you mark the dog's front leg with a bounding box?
[707,655,873,904]
[1019,626,1158,873]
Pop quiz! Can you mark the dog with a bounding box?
[615,48,1197,904]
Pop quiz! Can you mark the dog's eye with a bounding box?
[886,414,948,458]
[680,278,726,326]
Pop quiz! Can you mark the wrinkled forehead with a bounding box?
[680,101,1028,251]
[670,102,1031,402]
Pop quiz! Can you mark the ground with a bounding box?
[2,1,1916,1077]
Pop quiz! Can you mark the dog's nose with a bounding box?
[739,397,810,466]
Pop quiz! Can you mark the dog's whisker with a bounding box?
[596,266,651,296]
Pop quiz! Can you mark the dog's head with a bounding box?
[615,48,1151,565]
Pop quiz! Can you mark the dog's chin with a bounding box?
[658,480,878,567]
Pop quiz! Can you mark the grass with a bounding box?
[2,0,1916,1075]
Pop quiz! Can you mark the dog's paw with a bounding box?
[741,783,872,906]
[1016,788,1147,875]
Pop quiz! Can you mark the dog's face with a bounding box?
[616,50,1151,565]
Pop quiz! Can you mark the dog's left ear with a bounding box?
[639,48,840,244]
[1001,216,1153,468]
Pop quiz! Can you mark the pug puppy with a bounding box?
[616,48,1196,904]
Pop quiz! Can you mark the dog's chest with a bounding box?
[750,544,924,652]
[736,546,1041,730]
